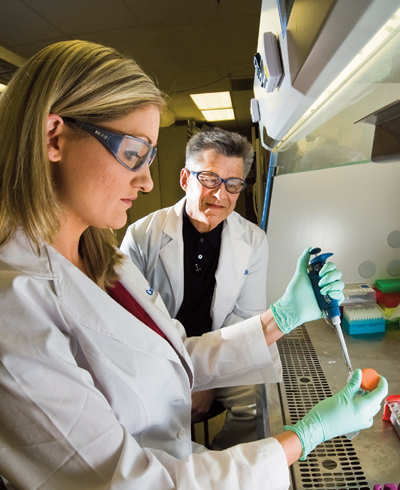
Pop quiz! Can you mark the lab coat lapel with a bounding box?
[212,214,252,329]
[49,246,187,367]
[119,260,191,364]
[159,200,185,317]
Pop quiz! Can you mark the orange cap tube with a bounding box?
[361,368,380,392]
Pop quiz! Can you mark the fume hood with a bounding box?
[253,0,400,174]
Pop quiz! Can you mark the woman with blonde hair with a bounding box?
[0,40,387,490]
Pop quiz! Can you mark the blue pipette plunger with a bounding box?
[308,248,341,328]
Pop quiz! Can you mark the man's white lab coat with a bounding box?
[120,198,270,330]
[0,230,288,490]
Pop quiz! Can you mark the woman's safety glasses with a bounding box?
[63,118,157,172]
[189,170,246,194]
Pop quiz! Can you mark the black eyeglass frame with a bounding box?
[63,117,157,172]
[189,170,247,194]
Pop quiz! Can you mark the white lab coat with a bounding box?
[120,198,271,331]
[0,230,288,490]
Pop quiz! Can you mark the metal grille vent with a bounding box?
[277,325,369,490]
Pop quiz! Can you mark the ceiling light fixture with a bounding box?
[190,91,235,121]
[200,108,235,121]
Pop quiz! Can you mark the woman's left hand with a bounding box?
[191,389,217,423]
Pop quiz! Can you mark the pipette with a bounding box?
[308,248,353,378]
[308,249,382,440]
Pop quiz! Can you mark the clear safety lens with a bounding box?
[196,171,245,194]
[225,178,246,193]
[117,136,155,170]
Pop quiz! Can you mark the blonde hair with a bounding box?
[0,40,165,288]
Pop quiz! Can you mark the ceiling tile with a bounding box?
[21,0,138,34]
[87,14,258,89]
[0,0,63,46]
[122,0,261,25]
[2,37,72,60]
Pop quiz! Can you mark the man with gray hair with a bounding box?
[121,127,280,449]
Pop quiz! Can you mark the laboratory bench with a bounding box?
[256,319,400,489]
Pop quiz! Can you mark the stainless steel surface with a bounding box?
[306,319,400,486]
[265,320,400,489]
[255,383,270,439]
[278,325,370,489]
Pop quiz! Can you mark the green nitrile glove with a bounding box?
[271,247,345,333]
[318,261,345,302]
[284,369,388,460]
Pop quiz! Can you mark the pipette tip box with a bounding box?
[374,289,400,308]
[374,278,400,293]
[342,305,386,335]
[342,283,376,306]
[373,289,400,326]
[383,395,400,439]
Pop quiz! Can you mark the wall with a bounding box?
[266,160,400,305]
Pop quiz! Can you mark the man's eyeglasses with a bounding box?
[189,170,247,194]
[63,117,157,172]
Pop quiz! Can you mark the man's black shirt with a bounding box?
[175,207,223,337]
